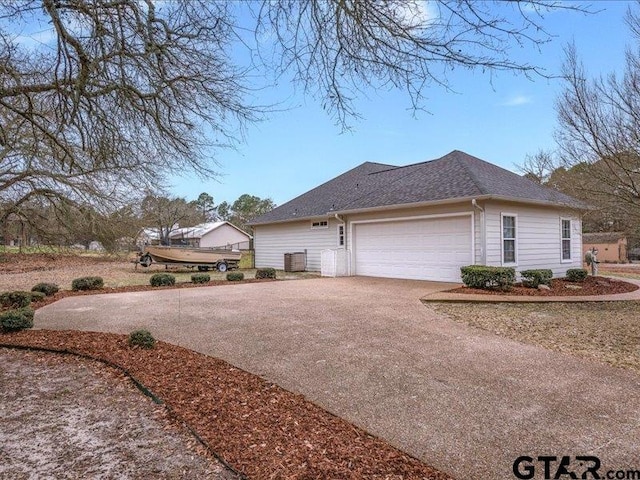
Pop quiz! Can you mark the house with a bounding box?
[138,221,252,250]
[582,232,627,263]
[249,150,587,282]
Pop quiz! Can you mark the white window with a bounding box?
[561,218,572,261]
[311,220,328,229]
[337,224,345,246]
[501,214,517,265]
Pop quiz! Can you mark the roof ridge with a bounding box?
[341,162,426,209]
[449,151,490,195]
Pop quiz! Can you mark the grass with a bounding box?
[430,301,640,373]
[599,267,640,280]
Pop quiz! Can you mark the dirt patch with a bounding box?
[446,275,638,296]
[429,301,640,373]
[0,347,237,479]
[0,330,452,480]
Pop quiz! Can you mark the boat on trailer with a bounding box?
[138,245,241,272]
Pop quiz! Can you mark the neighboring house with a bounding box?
[138,222,252,250]
[249,150,587,282]
[88,240,105,252]
[582,232,627,263]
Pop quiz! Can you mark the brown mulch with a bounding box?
[0,330,453,480]
[446,276,638,296]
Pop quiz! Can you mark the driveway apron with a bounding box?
[35,277,640,479]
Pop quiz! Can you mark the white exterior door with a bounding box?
[352,215,473,282]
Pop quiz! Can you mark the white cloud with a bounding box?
[396,0,439,27]
[501,95,533,107]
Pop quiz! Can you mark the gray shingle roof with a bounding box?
[251,150,587,225]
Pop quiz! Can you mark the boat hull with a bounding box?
[144,246,241,264]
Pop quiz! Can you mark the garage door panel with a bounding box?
[354,216,472,282]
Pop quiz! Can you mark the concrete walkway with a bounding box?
[35,277,640,479]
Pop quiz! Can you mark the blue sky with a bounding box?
[169,1,633,208]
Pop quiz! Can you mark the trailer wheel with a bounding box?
[139,254,152,267]
[197,266,210,272]
[217,262,228,273]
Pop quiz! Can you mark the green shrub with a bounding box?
[31,282,59,296]
[566,268,588,282]
[0,291,33,308]
[0,307,34,331]
[128,329,156,349]
[520,269,553,288]
[72,276,104,291]
[191,273,210,284]
[460,265,515,290]
[29,291,46,302]
[255,268,276,279]
[226,272,244,281]
[150,273,175,287]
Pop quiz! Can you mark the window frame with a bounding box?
[560,217,572,262]
[501,213,518,266]
[310,220,329,230]
[337,224,345,247]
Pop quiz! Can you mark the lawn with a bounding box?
[599,264,640,280]
[430,301,640,373]
[0,252,316,292]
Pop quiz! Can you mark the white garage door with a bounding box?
[353,216,472,282]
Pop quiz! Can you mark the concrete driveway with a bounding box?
[36,277,640,479]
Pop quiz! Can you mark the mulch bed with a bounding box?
[447,276,638,296]
[0,330,452,480]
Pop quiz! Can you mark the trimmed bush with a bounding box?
[29,291,46,302]
[255,268,276,279]
[150,273,175,287]
[128,329,156,349]
[226,272,244,282]
[0,291,33,308]
[0,307,34,331]
[566,268,588,282]
[191,273,210,284]
[72,276,104,291]
[460,265,515,290]
[520,269,553,288]
[31,282,59,296]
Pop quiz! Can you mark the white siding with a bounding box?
[200,224,251,249]
[484,201,583,277]
[254,219,338,271]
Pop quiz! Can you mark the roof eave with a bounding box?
[251,195,589,226]
[250,214,335,227]
[486,195,591,211]
[332,195,492,215]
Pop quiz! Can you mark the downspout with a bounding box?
[472,199,485,265]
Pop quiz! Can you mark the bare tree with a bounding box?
[517,149,558,184]
[0,0,255,229]
[140,193,201,246]
[555,8,640,224]
[0,0,590,242]
[256,0,590,125]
